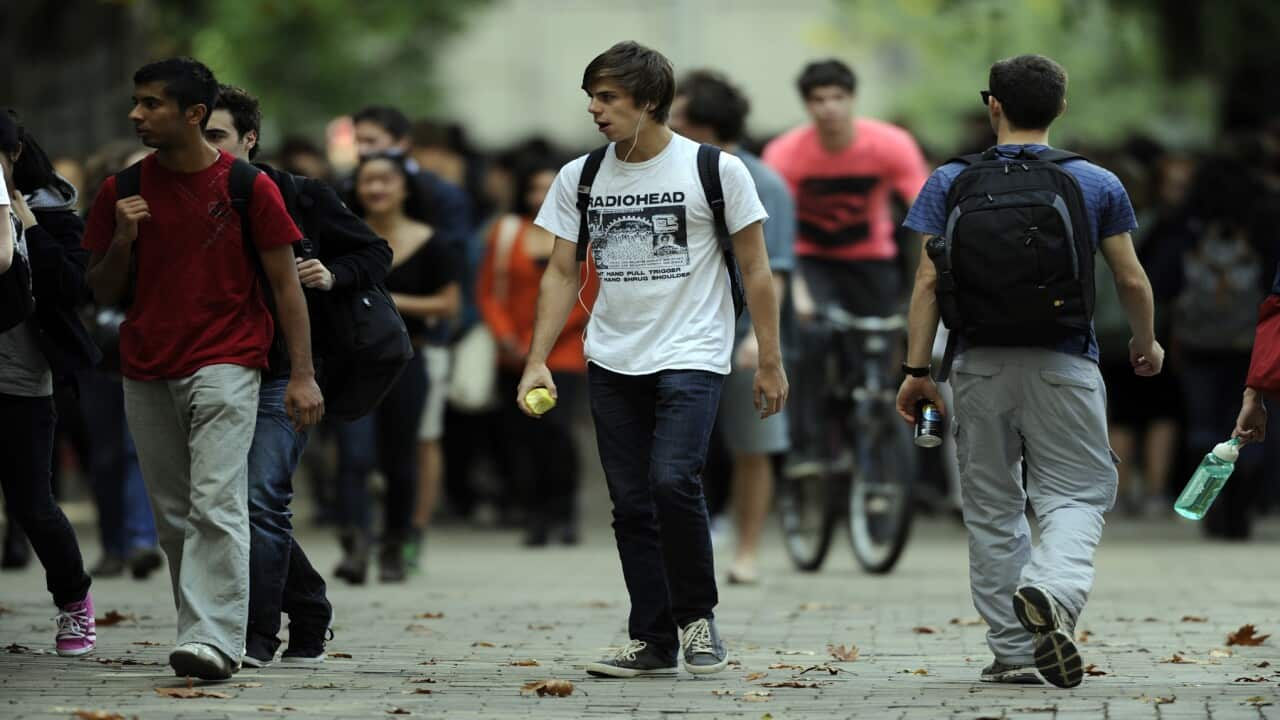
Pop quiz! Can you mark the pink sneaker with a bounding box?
[55,592,96,657]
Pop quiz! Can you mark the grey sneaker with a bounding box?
[980,660,1043,684]
[169,642,235,680]
[1013,585,1083,689]
[585,640,678,678]
[679,618,728,675]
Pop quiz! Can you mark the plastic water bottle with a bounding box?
[1174,439,1242,520]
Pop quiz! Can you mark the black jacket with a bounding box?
[27,206,102,388]
[256,163,393,376]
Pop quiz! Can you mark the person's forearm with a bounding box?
[0,215,12,273]
[527,265,579,366]
[1114,271,1156,346]
[87,240,134,306]
[905,272,939,368]
[745,265,783,368]
[272,282,315,378]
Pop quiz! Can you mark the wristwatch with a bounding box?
[902,363,931,378]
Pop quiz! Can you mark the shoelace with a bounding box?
[54,606,92,640]
[681,619,715,655]
[610,639,648,663]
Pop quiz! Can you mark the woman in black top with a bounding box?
[333,153,460,583]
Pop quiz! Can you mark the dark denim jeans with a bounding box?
[587,363,724,656]
[335,350,427,535]
[0,393,91,606]
[78,369,157,557]
[247,377,330,651]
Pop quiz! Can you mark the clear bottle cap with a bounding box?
[1212,441,1240,463]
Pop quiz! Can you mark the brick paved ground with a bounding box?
[3,510,1279,719]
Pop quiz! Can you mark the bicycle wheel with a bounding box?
[778,407,850,572]
[847,418,917,574]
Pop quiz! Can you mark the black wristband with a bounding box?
[902,363,931,378]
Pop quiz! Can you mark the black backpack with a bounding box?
[574,143,746,317]
[114,159,411,420]
[927,146,1093,378]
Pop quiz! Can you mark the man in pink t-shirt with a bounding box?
[763,59,929,318]
[763,59,928,474]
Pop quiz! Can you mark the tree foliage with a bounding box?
[141,0,492,145]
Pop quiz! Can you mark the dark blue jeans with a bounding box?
[78,369,157,557]
[587,363,724,655]
[247,377,330,651]
[335,350,428,535]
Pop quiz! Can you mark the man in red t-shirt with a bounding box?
[763,59,928,472]
[83,58,323,681]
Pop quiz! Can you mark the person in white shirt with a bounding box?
[517,41,788,679]
[1,163,13,273]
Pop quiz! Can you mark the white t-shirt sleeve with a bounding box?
[719,152,768,234]
[0,169,9,206]
[533,156,588,243]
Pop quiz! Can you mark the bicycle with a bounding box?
[777,307,918,574]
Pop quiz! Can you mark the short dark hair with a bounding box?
[2,110,58,194]
[675,70,750,144]
[213,85,262,159]
[513,154,564,218]
[133,57,219,129]
[988,54,1068,131]
[582,41,675,123]
[279,136,324,161]
[349,152,430,221]
[797,59,857,99]
[352,105,411,140]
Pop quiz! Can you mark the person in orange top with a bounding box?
[478,156,594,546]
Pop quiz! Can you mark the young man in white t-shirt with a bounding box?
[518,41,788,678]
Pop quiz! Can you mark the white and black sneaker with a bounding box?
[679,618,728,675]
[585,639,678,678]
[980,660,1043,684]
[1013,584,1083,688]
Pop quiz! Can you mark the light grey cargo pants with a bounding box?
[951,347,1118,665]
[124,364,260,662]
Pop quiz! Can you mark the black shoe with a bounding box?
[679,618,728,675]
[980,660,1043,684]
[523,522,549,548]
[333,530,369,585]
[241,632,278,669]
[2,527,30,570]
[557,523,579,546]
[1014,585,1083,689]
[127,547,163,580]
[378,538,407,583]
[90,554,126,578]
[282,604,334,665]
[585,640,678,678]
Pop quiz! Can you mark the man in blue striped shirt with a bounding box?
[895,54,1163,689]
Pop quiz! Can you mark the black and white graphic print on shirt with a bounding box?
[590,199,689,280]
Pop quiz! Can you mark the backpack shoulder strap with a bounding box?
[574,146,610,262]
[941,152,985,168]
[114,161,143,199]
[228,158,263,253]
[1035,148,1086,164]
[696,144,730,247]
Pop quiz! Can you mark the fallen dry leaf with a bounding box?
[1161,654,1197,664]
[1234,676,1268,683]
[949,617,985,627]
[1227,624,1271,647]
[131,641,165,647]
[1210,648,1234,659]
[774,648,816,656]
[768,663,805,671]
[1246,696,1273,706]
[415,612,444,619]
[510,660,540,667]
[912,626,938,635]
[405,624,433,633]
[711,689,734,696]
[583,600,612,609]
[93,656,162,667]
[329,652,353,659]
[1077,630,1094,643]
[1143,617,1160,623]
[761,680,825,689]
[1083,664,1108,677]
[1181,615,1208,623]
[95,610,135,626]
[521,679,574,697]
[742,690,772,702]
[744,672,768,682]
[73,711,125,720]
[412,689,433,695]
[528,624,555,631]
[5,643,30,654]
[230,682,264,688]
[472,642,496,648]
[827,644,859,662]
[296,683,339,689]
[797,602,834,611]
[1139,695,1176,705]
[910,669,929,675]
[799,664,844,676]
[0,605,10,615]
[418,660,437,666]
[387,709,411,715]
[155,687,231,699]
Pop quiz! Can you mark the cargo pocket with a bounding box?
[1038,368,1099,392]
